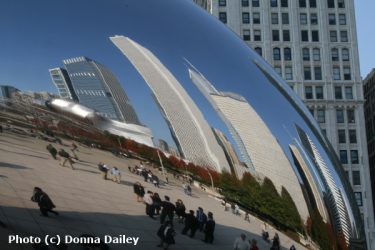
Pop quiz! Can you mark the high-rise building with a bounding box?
[62,56,141,124]
[110,35,230,173]
[49,68,77,101]
[364,69,375,224]
[194,0,375,246]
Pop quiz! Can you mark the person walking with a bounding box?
[160,196,175,225]
[181,210,198,238]
[157,221,175,250]
[244,212,250,222]
[196,207,207,231]
[98,162,109,180]
[110,167,121,184]
[175,199,186,223]
[250,239,259,250]
[152,193,162,215]
[233,233,250,250]
[46,144,57,160]
[271,233,280,250]
[203,212,215,244]
[133,182,145,202]
[58,149,74,169]
[31,187,59,217]
[143,191,155,219]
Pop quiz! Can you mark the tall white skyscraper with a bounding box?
[110,35,230,172]
[194,0,374,247]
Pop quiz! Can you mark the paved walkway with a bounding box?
[0,129,306,249]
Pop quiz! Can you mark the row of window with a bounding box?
[271,12,289,25]
[69,72,96,77]
[273,47,291,61]
[219,0,345,9]
[302,66,351,81]
[305,86,354,100]
[241,29,262,41]
[75,89,106,97]
[309,107,355,124]
[338,129,357,144]
[274,66,293,80]
[339,149,359,164]
[300,13,347,26]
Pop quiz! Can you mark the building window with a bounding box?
[282,13,289,24]
[302,48,310,61]
[252,0,260,7]
[329,14,336,25]
[304,67,312,80]
[317,109,325,123]
[354,192,363,206]
[313,48,320,61]
[310,13,318,25]
[281,0,288,7]
[342,48,349,61]
[271,0,278,7]
[339,14,346,25]
[338,0,345,8]
[316,86,324,99]
[314,67,322,80]
[253,12,260,24]
[328,0,335,8]
[340,150,348,164]
[349,129,357,143]
[353,171,361,186]
[255,47,262,56]
[243,29,251,41]
[254,30,261,41]
[271,13,279,24]
[300,13,307,25]
[338,129,346,143]
[351,150,359,164]
[305,86,313,99]
[272,30,280,41]
[242,12,250,24]
[312,30,319,41]
[343,66,351,80]
[310,0,317,8]
[301,30,309,41]
[242,0,249,7]
[332,48,339,61]
[345,86,353,99]
[219,0,226,7]
[273,47,281,60]
[284,47,292,61]
[347,109,355,123]
[335,86,342,99]
[341,30,348,42]
[330,31,338,42]
[299,0,306,7]
[219,12,227,23]
[336,109,344,123]
[333,67,341,80]
[283,30,290,41]
[274,66,282,76]
[285,66,293,80]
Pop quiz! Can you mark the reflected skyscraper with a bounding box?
[49,68,78,101]
[110,36,230,172]
[62,56,141,124]
[189,67,309,220]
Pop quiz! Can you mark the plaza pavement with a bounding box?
[0,128,306,250]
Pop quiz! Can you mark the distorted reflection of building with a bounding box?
[212,127,249,179]
[189,67,309,220]
[60,56,141,125]
[158,139,170,153]
[49,68,78,101]
[46,98,154,147]
[296,125,351,244]
[0,85,20,104]
[110,35,230,173]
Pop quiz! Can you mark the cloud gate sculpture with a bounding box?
[103,0,365,248]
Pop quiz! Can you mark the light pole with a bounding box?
[205,166,214,190]
[156,149,168,183]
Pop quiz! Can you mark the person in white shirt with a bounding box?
[143,191,155,219]
[110,167,121,184]
[233,233,250,250]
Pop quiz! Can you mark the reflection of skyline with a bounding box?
[110,35,230,172]
[188,66,309,220]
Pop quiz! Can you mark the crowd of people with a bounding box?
[46,142,78,170]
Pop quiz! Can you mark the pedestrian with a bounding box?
[152,192,162,215]
[143,191,155,219]
[157,221,175,250]
[110,167,121,184]
[271,233,280,250]
[71,142,78,160]
[142,169,148,182]
[98,162,109,180]
[152,175,160,188]
[244,212,250,222]
[181,210,198,238]
[290,245,296,250]
[233,233,250,250]
[186,185,192,196]
[231,203,235,214]
[31,187,59,217]
[196,207,207,231]
[234,204,240,215]
[250,239,259,250]
[203,212,215,244]
[175,199,186,223]
[58,149,74,170]
[133,182,145,202]
[46,144,57,160]
[160,196,175,225]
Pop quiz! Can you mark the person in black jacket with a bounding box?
[46,144,57,160]
[181,210,198,238]
[175,199,186,223]
[203,212,215,243]
[152,192,162,215]
[58,149,74,169]
[31,187,59,217]
[133,182,145,202]
[157,221,175,250]
[160,196,175,225]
